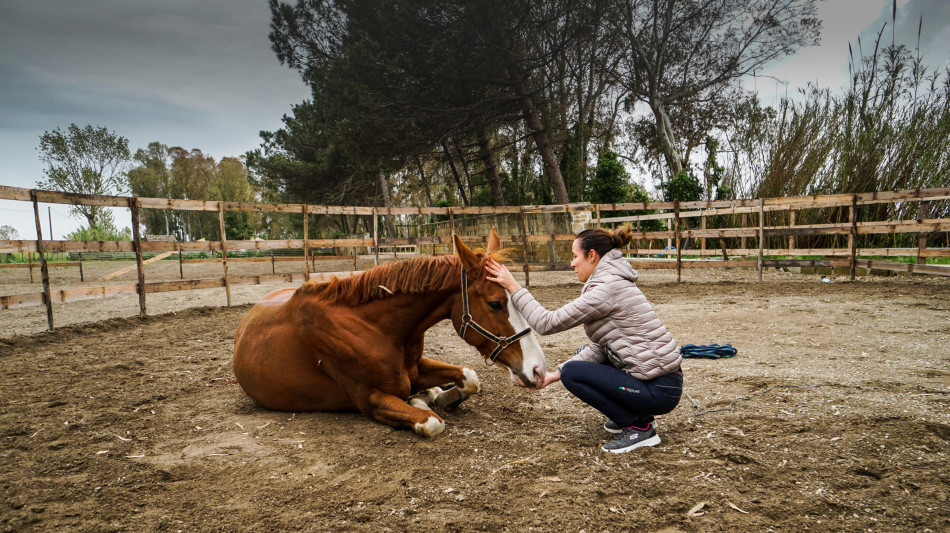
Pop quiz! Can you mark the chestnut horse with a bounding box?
[232,229,546,437]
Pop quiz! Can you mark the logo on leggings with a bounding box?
[618,386,639,393]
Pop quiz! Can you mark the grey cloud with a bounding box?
[0,0,308,191]
[856,0,950,61]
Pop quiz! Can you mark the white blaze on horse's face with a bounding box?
[506,299,546,388]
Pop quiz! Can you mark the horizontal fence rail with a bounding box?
[1,184,948,331]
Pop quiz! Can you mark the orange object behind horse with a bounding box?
[232,229,546,437]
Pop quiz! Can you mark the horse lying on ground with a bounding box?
[232,229,546,437]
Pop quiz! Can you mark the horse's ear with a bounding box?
[487,227,500,255]
[453,233,479,270]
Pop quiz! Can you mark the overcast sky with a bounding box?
[1,0,948,239]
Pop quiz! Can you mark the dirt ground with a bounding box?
[1,259,948,532]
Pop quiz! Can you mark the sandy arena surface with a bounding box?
[1,258,948,531]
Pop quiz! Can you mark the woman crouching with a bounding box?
[486,225,683,453]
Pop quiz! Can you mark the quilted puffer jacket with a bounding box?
[510,248,681,380]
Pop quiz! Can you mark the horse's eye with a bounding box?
[487,300,505,312]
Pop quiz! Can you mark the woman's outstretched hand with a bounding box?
[486,259,522,294]
[512,370,561,390]
[539,371,561,389]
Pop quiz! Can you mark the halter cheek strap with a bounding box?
[458,267,532,365]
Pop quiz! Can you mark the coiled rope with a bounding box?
[681,343,737,359]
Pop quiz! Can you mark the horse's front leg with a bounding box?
[366,389,446,438]
[413,356,481,412]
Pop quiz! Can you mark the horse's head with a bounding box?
[451,228,547,388]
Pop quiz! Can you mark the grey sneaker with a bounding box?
[604,419,656,434]
[601,423,661,453]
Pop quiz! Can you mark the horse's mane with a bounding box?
[296,248,506,306]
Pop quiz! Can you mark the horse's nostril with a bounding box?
[533,367,544,384]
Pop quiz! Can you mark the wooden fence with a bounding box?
[1,184,948,331]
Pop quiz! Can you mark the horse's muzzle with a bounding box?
[511,369,541,389]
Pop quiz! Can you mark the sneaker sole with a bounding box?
[601,434,661,454]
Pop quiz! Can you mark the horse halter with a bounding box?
[458,267,532,365]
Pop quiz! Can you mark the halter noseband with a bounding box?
[458,266,532,365]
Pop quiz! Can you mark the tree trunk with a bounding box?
[452,139,475,200]
[441,140,469,206]
[649,98,684,178]
[416,156,434,207]
[509,69,570,204]
[377,172,398,238]
[477,129,505,206]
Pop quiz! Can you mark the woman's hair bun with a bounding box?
[610,224,634,248]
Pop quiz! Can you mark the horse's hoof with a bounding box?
[461,367,481,394]
[425,387,444,404]
[434,386,464,412]
[408,392,431,410]
[413,415,445,438]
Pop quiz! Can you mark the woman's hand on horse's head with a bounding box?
[486,259,522,294]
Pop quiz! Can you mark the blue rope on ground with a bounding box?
[680,344,737,359]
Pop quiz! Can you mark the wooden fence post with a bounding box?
[666,217,672,251]
[849,195,858,281]
[519,207,531,288]
[918,201,931,265]
[545,212,556,263]
[178,249,183,279]
[302,204,310,281]
[217,203,232,307]
[448,209,456,254]
[78,252,84,282]
[700,213,706,257]
[30,190,53,330]
[757,198,765,282]
[674,199,682,283]
[788,210,796,259]
[741,213,748,252]
[372,207,379,266]
[636,219,642,253]
[130,197,147,317]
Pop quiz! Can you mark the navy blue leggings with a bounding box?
[560,360,683,428]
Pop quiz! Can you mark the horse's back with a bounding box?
[233,287,355,412]
[234,288,295,348]
[258,287,296,306]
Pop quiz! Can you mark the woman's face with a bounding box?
[570,238,599,283]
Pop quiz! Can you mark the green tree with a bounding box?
[587,151,630,204]
[267,0,601,205]
[663,170,704,202]
[702,135,726,200]
[611,0,820,178]
[169,147,217,241]
[66,225,131,242]
[215,157,257,240]
[128,142,174,235]
[37,123,132,228]
[589,150,664,230]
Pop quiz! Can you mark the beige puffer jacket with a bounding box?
[510,248,681,380]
